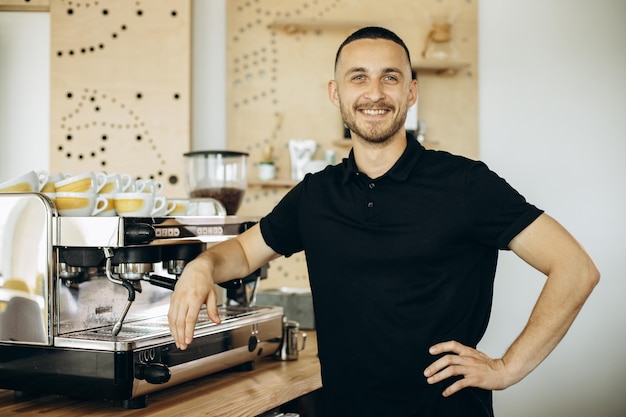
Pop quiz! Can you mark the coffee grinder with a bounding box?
[183,151,249,215]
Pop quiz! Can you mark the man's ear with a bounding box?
[328,80,340,107]
[408,79,418,107]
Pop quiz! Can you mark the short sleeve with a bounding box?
[259,181,305,257]
[464,162,543,249]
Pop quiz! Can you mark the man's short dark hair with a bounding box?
[334,26,412,71]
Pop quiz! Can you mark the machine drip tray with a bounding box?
[54,306,283,351]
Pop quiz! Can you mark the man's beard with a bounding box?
[340,101,407,144]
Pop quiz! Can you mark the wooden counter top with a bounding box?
[0,332,321,417]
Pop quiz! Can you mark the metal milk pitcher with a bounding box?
[276,318,307,361]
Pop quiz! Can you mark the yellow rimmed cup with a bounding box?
[0,170,49,193]
[113,192,166,217]
[55,192,109,217]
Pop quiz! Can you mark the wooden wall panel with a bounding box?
[228,0,478,289]
[0,0,49,12]
[49,0,191,198]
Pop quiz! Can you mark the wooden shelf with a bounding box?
[249,136,440,189]
[413,61,471,75]
[269,19,470,75]
[269,19,374,34]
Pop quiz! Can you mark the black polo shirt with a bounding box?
[260,134,543,417]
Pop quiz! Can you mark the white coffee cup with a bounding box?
[41,172,70,193]
[113,192,166,217]
[55,172,107,193]
[187,198,227,216]
[0,170,49,193]
[152,196,175,216]
[166,199,190,216]
[135,179,164,195]
[95,193,117,217]
[99,173,133,194]
[55,191,109,217]
[120,173,134,192]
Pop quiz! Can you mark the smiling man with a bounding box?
[330,36,416,145]
[168,27,599,417]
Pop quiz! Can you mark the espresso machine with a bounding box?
[0,193,283,408]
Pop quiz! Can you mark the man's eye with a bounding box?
[384,75,399,82]
[352,74,365,81]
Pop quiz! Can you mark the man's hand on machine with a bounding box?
[168,257,222,350]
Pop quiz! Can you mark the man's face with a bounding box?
[329,38,417,144]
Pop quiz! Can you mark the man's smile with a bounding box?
[360,108,389,116]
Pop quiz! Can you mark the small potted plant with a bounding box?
[258,146,276,181]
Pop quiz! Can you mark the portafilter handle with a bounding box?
[144,274,177,291]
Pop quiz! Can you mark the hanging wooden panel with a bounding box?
[49,0,191,197]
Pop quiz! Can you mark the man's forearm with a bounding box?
[500,259,599,386]
[504,214,600,386]
[192,237,252,285]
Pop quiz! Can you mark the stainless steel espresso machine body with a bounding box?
[0,193,282,408]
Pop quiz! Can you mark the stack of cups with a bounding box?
[113,178,170,217]
[41,172,68,200]
[95,173,134,217]
[53,172,110,217]
[0,170,187,217]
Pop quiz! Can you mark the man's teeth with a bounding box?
[362,109,387,115]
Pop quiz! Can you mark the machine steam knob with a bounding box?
[135,363,171,384]
[248,335,259,352]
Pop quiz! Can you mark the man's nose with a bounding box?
[364,81,385,101]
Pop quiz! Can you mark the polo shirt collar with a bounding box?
[341,132,424,183]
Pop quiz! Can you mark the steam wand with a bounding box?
[102,247,138,337]
[112,280,135,337]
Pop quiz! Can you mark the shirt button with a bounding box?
[367,202,374,208]
[368,183,375,189]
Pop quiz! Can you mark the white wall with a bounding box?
[1,1,625,415]
[0,12,49,181]
[191,0,227,151]
[478,1,626,416]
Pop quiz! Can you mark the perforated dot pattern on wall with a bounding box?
[50,0,191,197]
[229,0,348,176]
[228,0,350,287]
